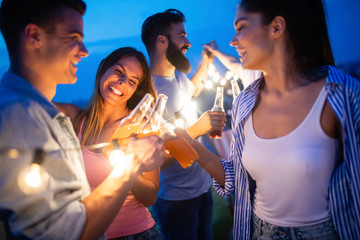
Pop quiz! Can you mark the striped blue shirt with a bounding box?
[213,65,360,239]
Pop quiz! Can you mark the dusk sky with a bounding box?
[0,0,359,103]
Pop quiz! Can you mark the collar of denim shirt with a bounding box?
[0,72,61,119]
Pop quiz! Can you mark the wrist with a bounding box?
[186,126,198,139]
[212,49,220,57]
[201,55,212,66]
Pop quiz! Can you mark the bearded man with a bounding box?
[141,9,226,240]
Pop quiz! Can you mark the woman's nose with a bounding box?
[119,75,127,84]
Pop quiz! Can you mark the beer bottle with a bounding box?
[110,93,154,144]
[209,86,225,139]
[138,94,168,138]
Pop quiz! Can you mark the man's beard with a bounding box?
[166,38,191,73]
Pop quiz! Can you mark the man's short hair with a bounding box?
[141,9,185,54]
[0,0,86,56]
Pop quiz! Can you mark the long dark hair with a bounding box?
[239,0,335,80]
[75,47,157,145]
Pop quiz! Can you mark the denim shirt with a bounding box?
[213,66,360,240]
[0,73,92,239]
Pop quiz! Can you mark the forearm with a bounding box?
[186,124,201,139]
[130,169,160,207]
[190,139,225,186]
[191,58,211,97]
[213,49,240,74]
[80,167,142,240]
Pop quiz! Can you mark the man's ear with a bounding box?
[156,34,168,48]
[270,16,286,39]
[24,23,44,49]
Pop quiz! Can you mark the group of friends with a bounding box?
[0,0,359,240]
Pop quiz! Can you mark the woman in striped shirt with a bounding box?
[178,0,360,239]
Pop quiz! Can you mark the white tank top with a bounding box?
[242,87,338,227]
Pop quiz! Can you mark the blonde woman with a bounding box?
[55,47,162,239]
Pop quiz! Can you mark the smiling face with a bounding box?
[41,7,88,85]
[100,55,143,107]
[230,7,274,70]
[166,22,191,73]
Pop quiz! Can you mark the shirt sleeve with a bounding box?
[213,158,236,198]
[0,101,88,239]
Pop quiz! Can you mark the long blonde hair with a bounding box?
[74,47,157,145]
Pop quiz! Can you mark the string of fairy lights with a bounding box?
[6,63,242,195]
[171,63,242,128]
[3,145,134,195]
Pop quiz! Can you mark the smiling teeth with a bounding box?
[71,59,78,65]
[110,86,122,96]
[239,49,246,55]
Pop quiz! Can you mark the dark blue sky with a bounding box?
[0,0,359,103]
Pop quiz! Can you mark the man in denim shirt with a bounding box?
[0,1,164,239]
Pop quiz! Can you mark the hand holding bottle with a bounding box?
[107,93,199,169]
[127,135,165,173]
[186,110,226,139]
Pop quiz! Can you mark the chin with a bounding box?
[68,74,78,84]
[241,61,257,70]
[61,77,78,85]
[69,78,78,84]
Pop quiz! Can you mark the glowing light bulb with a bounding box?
[220,78,227,86]
[208,63,216,77]
[8,148,19,159]
[17,149,49,195]
[205,80,213,89]
[212,72,220,83]
[174,112,185,128]
[108,141,134,177]
[25,164,43,187]
[226,88,233,96]
[225,71,234,80]
[109,149,124,167]
[175,118,185,128]
[208,63,215,70]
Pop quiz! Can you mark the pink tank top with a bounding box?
[78,121,155,238]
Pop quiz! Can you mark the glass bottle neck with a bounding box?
[212,87,224,112]
[119,93,154,126]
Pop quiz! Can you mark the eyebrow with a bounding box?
[73,30,84,38]
[115,63,140,81]
[234,17,248,27]
[65,25,84,38]
[178,30,187,36]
